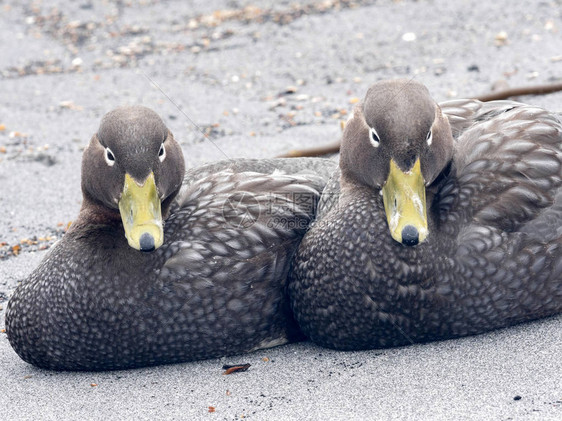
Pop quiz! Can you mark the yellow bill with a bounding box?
[118,172,163,252]
[381,158,428,246]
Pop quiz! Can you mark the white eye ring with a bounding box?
[158,143,166,162]
[369,127,380,148]
[426,129,433,146]
[104,147,115,166]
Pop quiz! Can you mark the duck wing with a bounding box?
[445,102,562,232]
[154,169,326,346]
[440,99,534,139]
[182,157,337,187]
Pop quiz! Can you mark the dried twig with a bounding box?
[277,82,562,158]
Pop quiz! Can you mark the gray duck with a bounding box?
[5,106,336,370]
[289,79,562,350]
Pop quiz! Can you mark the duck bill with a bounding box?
[381,158,428,246]
[118,172,163,252]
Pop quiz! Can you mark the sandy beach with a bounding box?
[1,0,561,419]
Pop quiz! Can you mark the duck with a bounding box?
[5,105,337,370]
[288,79,562,350]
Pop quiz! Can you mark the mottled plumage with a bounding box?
[289,79,562,350]
[5,106,336,370]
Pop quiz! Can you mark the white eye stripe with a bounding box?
[158,143,166,162]
[426,129,433,146]
[369,127,380,148]
[104,147,115,166]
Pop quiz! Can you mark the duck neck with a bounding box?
[338,175,449,274]
[66,196,128,254]
[69,195,122,231]
[339,174,381,209]
[63,196,156,273]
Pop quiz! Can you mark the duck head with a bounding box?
[340,79,454,246]
[81,106,185,252]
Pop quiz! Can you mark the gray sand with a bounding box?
[1,0,561,419]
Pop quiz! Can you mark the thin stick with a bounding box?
[474,82,562,102]
[277,82,562,158]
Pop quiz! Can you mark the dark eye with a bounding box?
[158,143,166,162]
[426,130,433,146]
[369,127,380,148]
[104,147,115,166]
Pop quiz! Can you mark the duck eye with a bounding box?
[369,127,380,148]
[158,143,166,162]
[426,129,433,146]
[104,147,115,167]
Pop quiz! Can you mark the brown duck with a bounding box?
[289,79,562,350]
[6,106,336,370]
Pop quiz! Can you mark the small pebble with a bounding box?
[495,31,508,46]
[402,32,416,42]
[526,71,539,79]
